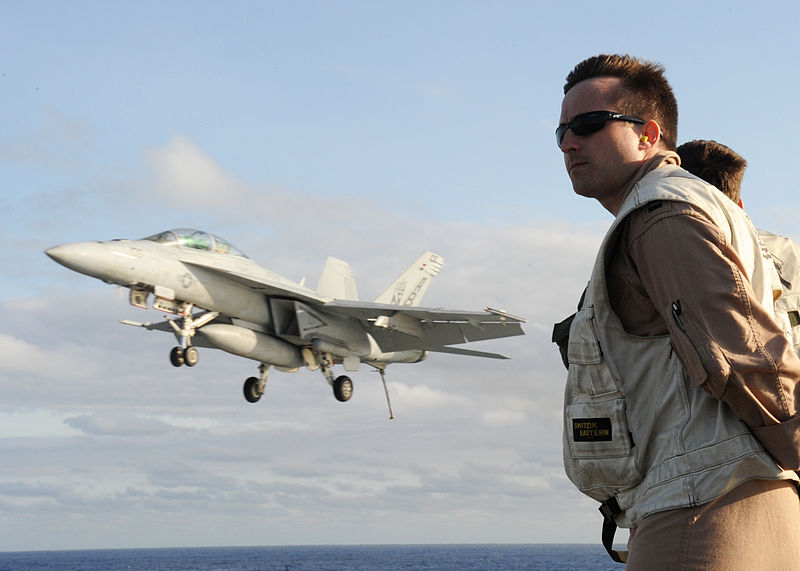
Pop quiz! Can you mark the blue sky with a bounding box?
[3,0,800,552]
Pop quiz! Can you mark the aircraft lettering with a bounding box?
[390,281,407,305]
[403,277,427,305]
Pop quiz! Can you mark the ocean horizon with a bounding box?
[0,543,623,570]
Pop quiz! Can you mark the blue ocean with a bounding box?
[0,544,621,570]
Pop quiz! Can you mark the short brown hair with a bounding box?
[564,54,678,151]
[676,139,747,203]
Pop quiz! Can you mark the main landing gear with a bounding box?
[239,360,354,404]
[317,353,353,403]
[243,364,270,403]
[332,375,353,402]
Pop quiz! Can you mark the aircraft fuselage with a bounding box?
[46,239,280,325]
[44,237,397,366]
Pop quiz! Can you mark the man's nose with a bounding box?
[560,128,579,152]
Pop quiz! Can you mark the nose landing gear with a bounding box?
[166,305,218,368]
[169,346,185,367]
[168,345,200,367]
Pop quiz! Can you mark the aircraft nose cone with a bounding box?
[45,244,76,266]
[46,243,88,268]
[45,242,114,279]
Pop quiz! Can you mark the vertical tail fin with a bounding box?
[317,257,359,300]
[374,252,444,306]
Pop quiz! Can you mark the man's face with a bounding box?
[559,77,646,214]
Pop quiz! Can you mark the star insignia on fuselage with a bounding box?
[178,272,196,288]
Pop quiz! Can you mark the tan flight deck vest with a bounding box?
[563,165,798,531]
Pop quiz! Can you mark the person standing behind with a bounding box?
[675,139,747,205]
[555,54,800,568]
[677,138,800,355]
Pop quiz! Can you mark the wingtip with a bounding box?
[484,307,526,323]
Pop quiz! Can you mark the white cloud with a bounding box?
[0,410,82,438]
[480,408,527,427]
[0,334,45,372]
[389,381,471,409]
[144,136,248,206]
[64,413,175,437]
[0,332,103,380]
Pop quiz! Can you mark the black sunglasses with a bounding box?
[556,111,646,148]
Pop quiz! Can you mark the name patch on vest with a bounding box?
[572,418,612,442]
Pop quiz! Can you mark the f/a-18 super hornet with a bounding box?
[46,228,524,415]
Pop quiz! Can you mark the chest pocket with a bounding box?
[564,306,643,495]
[567,306,617,394]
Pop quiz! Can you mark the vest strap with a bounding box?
[551,312,576,370]
[599,497,629,563]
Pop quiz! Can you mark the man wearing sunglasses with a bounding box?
[555,55,800,567]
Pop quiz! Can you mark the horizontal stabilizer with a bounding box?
[428,346,510,359]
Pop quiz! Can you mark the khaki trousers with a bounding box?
[626,479,800,570]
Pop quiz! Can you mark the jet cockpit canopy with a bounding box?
[143,228,248,258]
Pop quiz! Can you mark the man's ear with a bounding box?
[638,120,661,149]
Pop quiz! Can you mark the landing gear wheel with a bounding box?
[333,375,353,402]
[169,346,184,367]
[243,376,262,403]
[184,346,199,367]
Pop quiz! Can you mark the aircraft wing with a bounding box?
[183,261,328,304]
[182,261,525,350]
[322,301,525,352]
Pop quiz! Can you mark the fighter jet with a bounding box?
[45,228,524,414]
